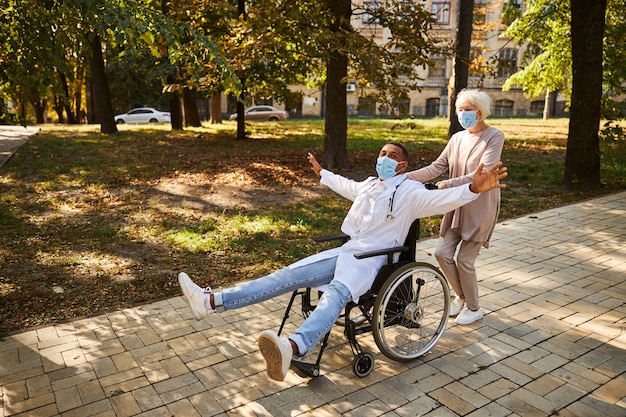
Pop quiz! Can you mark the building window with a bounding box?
[530,100,544,115]
[392,98,411,117]
[474,0,488,25]
[498,48,518,78]
[358,96,377,117]
[502,0,523,25]
[429,54,447,78]
[426,98,440,117]
[495,99,514,116]
[469,48,487,77]
[363,1,381,24]
[431,1,450,25]
[197,98,208,120]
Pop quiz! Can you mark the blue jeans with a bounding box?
[220,256,353,356]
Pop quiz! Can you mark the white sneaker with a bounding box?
[455,307,483,325]
[178,272,212,321]
[257,330,293,381]
[449,296,464,317]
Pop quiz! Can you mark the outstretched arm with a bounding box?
[469,162,508,193]
[307,153,323,176]
[307,152,361,201]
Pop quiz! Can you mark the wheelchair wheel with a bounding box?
[352,352,375,377]
[372,262,450,362]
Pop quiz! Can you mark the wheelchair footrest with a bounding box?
[290,359,321,378]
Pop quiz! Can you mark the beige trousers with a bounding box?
[434,228,483,311]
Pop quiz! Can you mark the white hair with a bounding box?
[455,89,491,121]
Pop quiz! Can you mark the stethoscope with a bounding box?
[386,178,406,221]
[358,177,407,221]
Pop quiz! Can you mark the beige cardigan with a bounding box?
[406,126,505,247]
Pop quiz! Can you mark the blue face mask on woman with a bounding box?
[458,110,478,130]
[376,156,399,180]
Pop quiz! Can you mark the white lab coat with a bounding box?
[288,170,479,301]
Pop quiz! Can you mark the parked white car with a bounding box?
[229,105,289,121]
[114,108,171,124]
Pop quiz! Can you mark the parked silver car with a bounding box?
[114,108,171,124]
[229,105,288,121]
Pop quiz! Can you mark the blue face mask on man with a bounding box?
[458,110,478,130]
[376,156,399,180]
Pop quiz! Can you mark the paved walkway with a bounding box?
[0,126,40,168]
[1,187,625,416]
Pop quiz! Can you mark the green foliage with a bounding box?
[347,1,439,108]
[0,0,69,113]
[602,1,626,118]
[502,0,626,121]
[0,0,232,123]
[600,121,625,142]
[502,0,572,100]
[106,47,174,111]
[502,0,523,24]
[162,0,439,109]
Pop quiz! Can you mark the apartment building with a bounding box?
[213,0,565,120]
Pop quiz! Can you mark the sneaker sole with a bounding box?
[178,292,203,320]
[178,273,206,321]
[258,333,287,381]
[178,273,192,307]
[179,295,200,319]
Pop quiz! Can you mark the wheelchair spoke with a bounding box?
[373,263,450,361]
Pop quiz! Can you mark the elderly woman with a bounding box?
[406,89,505,325]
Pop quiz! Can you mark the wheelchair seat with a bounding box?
[277,217,451,378]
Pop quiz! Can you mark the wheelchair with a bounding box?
[277,217,451,378]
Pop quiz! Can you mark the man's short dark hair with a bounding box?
[387,141,409,161]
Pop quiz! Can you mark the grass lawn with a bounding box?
[0,117,624,335]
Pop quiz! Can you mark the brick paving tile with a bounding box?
[566,393,626,417]
[1,191,625,417]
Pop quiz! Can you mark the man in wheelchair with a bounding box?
[179,142,507,381]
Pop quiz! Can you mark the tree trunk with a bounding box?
[323,0,350,169]
[183,88,202,127]
[59,71,77,124]
[167,75,184,130]
[87,33,117,134]
[562,0,605,191]
[169,95,183,130]
[161,1,182,131]
[53,96,64,122]
[542,87,550,120]
[19,102,26,124]
[236,0,247,140]
[33,100,46,123]
[448,0,474,138]
[86,72,96,124]
[209,94,222,124]
[75,62,85,123]
[236,83,246,140]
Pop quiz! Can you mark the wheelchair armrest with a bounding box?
[354,245,409,264]
[313,233,350,244]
